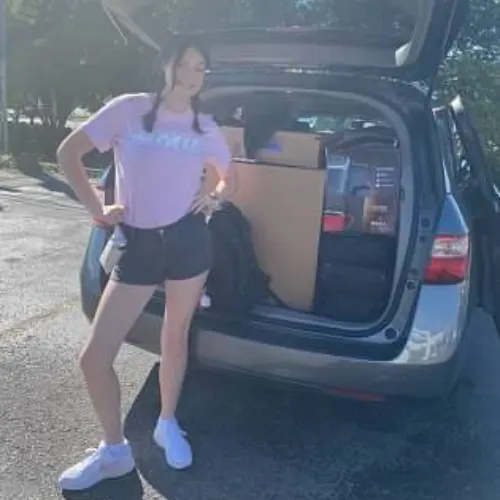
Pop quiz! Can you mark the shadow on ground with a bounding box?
[0,185,20,211]
[120,364,461,500]
[0,186,21,193]
[13,155,78,201]
[61,470,145,500]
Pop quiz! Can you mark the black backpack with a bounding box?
[206,202,277,315]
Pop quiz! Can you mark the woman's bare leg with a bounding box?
[80,279,156,444]
[59,279,157,491]
[159,271,208,419]
[153,271,207,470]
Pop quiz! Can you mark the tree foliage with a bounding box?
[6,0,148,127]
[438,0,500,167]
[5,0,500,165]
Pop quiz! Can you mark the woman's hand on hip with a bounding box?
[190,193,221,216]
[92,204,126,227]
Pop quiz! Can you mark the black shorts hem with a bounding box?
[109,267,164,286]
[167,265,211,282]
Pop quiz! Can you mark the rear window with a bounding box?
[142,0,415,43]
[202,89,395,167]
[227,0,414,37]
[111,0,452,80]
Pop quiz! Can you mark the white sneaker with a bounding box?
[58,441,135,491]
[153,418,193,470]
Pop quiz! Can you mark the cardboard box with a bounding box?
[228,161,325,310]
[257,131,324,169]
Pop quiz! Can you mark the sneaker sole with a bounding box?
[153,430,193,470]
[59,464,136,491]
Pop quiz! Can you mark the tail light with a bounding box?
[323,213,347,232]
[424,235,469,284]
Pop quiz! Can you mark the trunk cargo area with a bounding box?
[205,89,403,324]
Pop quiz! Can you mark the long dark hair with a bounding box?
[142,35,210,134]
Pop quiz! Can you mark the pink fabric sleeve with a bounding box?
[204,118,232,176]
[79,94,132,153]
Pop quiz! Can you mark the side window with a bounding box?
[449,112,475,190]
[433,106,457,189]
[434,104,481,194]
[448,95,496,202]
[447,95,496,214]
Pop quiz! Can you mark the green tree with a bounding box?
[438,0,500,167]
[6,0,500,167]
[6,0,146,127]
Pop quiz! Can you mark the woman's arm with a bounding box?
[199,117,237,207]
[57,130,104,219]
[192,162,237,215]
[57,94,131,222]
[202,161,237,200]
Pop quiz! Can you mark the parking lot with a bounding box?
[2,171,500,500]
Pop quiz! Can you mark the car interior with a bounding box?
[200,89,404,324]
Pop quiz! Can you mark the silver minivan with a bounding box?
[81,0,500,400]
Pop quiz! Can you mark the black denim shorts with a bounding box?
[110,212,212,285]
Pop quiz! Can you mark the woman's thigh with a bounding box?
[84,280,156,367]
[163,271,209,338]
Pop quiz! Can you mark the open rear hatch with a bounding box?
[95,0,470,330]
[101,0,469,82]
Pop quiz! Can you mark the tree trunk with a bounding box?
[51,87,72,129]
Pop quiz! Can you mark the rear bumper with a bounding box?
[81,285,467,399]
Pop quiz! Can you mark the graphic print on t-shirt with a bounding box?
[123,125,204,155]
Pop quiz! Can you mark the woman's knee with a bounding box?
[79,344,95,373]
[78,332,114,374]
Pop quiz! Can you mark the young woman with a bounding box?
[56,36,234,491]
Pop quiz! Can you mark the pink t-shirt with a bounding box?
[80,93,231,228]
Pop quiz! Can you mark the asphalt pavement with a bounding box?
[2,170,500,500]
